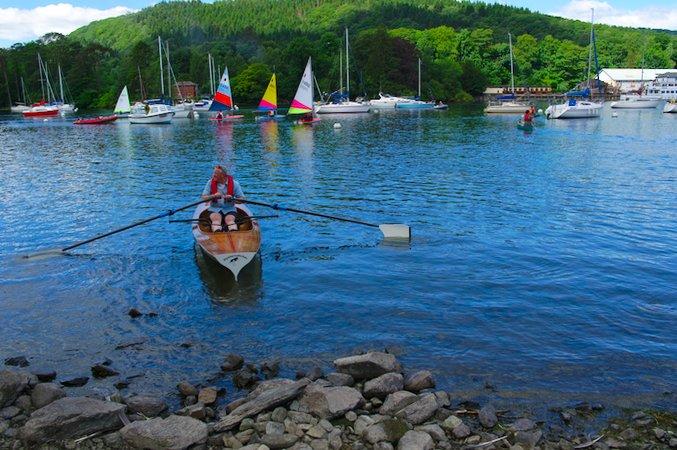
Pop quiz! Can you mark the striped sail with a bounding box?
[257,74,277,111]
[210,67,233,111]
[288,58,313,115]
[114,86,130,113]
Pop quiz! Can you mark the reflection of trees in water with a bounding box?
[194,244,263,304]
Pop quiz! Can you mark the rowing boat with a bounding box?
[516,119,534,131]
[74,115,118,125]
[191,202,261,280]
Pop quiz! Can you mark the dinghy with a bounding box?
[113,86,131,118]
[74,115,118,125]
[255,74,285,121]
[288,57,320,125]
[209,67,243,120]
[192,202,261,280]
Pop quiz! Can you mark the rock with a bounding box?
[176,403,206,420]
[363,373,404,399]
[374,443,394,450]
[325,373,354,387]
[306,367,324,381]
[415,424,446,441]
[511,418,536,432]
[515,430,542,448]
[433,391,450,408]
[267,421,286,435]
[0,370,30,408]
[125,395,167,417]
[354,415,375,435]
[379,391,418,416]
[363,418,410,444]
[403,371,435,392]
[271,406,287,422]
[310,438,329,450]
[605,437,626,448]
[260,433,299,449]
[1,406,20,419]
[288,411,315,424]
[299,385,364,419]
[653,428,666,440]
[345,411,357,422]
[91,364,119,378]
[479,404,498,428]
[234,368,259,389]
[198,387,219,405]
[120,414,208,449]
[222,354,245,372]
[333,352,401,380]
[30,383,65,409]
[669,437,677,448]
[33,371,57,382]
[452,423,471,439]
[4,357,29,368]
[14,394,31,410]
[248,379,297,401]
[60,376,89,387]
[19,397,126,444]
[398,430,434,450]
[177,381,198,397]
[307,423,327,438]
[395,393,438,425]
[215,379,310,431]
[262,361,281,379]
[619,428,637,441]
[128,308,142,318]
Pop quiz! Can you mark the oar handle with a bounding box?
[238,199,379,228]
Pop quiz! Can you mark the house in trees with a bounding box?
[174,81,198,99]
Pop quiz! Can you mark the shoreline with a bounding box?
[1,351,675,449]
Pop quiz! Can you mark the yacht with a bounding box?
[129,103,174,124]
[485,33,530,114]
[610,94,662,109]
[394,58,434,109]
[645,72,677,100]
[369,93,414,109]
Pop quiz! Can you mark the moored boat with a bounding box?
[663,99,677,113]
[192,203,261,280]
[610,95,662,109]
[22,102,59,117]
[288,57,320,125]
[113,86,131,118]
[129,103,174,124]
[74,115,118,125]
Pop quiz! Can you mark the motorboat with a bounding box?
[369,93,413,109]
[129,103,174,124]
[316,100,370,114]
[663,99,677,113]
[545,96,602,119]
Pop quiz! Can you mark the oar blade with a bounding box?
[23,249,67,259]
[378,224,411,241]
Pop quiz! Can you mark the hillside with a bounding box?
[1,0,675,109]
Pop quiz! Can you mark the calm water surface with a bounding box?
[0,106,675,410]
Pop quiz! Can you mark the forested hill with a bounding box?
[1,0,675,109]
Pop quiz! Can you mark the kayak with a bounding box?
[516,120,534,131]
[192,203,261,280]
[73,115,118,125]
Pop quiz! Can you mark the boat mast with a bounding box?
[165,42,171,97]
[345,27,349,100]
[339,47,343,96]
[587,9,594,89]
[508,33,515,94]
[37,54,45,101]
[58,64,64,103]
[158,36,164,96]
[310,56,314,111]
[418,58,421,99]
[138,65,146,100]
[208,53,214,95]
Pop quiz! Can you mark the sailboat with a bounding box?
[10,77,31,113]
[315,28,370,114]
[209,67,243,121]
[545,10,603,119]
[113,86,131,118]
[288,57,320,124]
[485,33,531,114]
[23,54,59,118]
[54,65,77,113]
[610,49,662,109]
[395,58,434,109]
[255,74,284,121]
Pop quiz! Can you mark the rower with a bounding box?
[201,165,245,232]
[215,111,223,121]
[523,109,533,123]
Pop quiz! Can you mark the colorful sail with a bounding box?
[114,86,130,113]
[210,67,233,111]
[257,74,277,111]
[288,58,313,115]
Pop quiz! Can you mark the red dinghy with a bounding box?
[73,115,118,125]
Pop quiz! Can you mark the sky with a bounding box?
[0,0,675,48]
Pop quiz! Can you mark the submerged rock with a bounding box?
[19,397,126,444]
[120,414,208,449]
[60,376,89,387]
[221,353,245,372]
[177,381,198,397]
[479,404,498,428]
[91,364,119,378]
[33,370,57,382]
[4,356,29,368]
[333,352,401,380]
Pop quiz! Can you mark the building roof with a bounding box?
[176,81,197,86]
[599,68,674,83]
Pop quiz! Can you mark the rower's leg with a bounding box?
[225,213,237,231]
[209,212,222,232]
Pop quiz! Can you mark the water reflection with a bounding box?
[194,245,263,304]
[213,121,234,163]
[259,120,279,153]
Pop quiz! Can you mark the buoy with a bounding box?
[373,109,379,114]
[612,112,618,118]
[538,108,544,114]
[43,119,48,122]
[333,122,342,129]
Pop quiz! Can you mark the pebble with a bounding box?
[345,411,357,422]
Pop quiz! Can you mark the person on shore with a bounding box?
[201,165,245,232]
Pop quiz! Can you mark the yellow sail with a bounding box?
[257,74,277,111]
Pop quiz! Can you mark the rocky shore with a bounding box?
[1,351,675,450]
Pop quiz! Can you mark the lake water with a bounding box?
[0,106,675,411]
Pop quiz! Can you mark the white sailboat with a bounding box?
[10,77,31,113]
[485,33,530,114]
[288,57,320,124]
[395,58,434,109]
[610,54,662,109]
[55,64,77,113]
[545,10,603,119]
[316,28,370,114]
[113,86,131,118]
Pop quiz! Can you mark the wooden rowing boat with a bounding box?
[191,202,261,280]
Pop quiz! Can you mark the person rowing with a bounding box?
[523,109,533,123]
[201,165,245,232]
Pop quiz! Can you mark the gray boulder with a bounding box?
[363,418,410,444]
[19,397,126,444]
[299,385,364,419]
[260,433,299,449]
[30,383,65,409]
[395,394,438,425]
[479,404,498,428]
[398,430,434,450]
[0,370,30,408]
[215,379,310,431]
[125,395,168,417]
[120,414,208,449]
[363,373,404,399]
[452,423,471,438]
[325,373,354,387]
[379,391,418,416]
[403,371,435,393]
[333,352,401,380]
[415,424,446,441]
[221,353,245,372]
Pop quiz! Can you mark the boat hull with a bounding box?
[395,102,434,109]
[368,101,397,109]
[610,98,662,109]
[316,103,370,114]
[192,204,261,280]
[10,105,30,113]
[484,103,529,114]
[22,107,59,117]
[545,102,602,119]
[663,102,677,113]
[74,115,118,125]
[128,112,174,124]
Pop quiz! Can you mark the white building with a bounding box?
[646,72,677,99]
[598,68,674,93]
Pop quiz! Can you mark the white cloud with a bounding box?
[550,0,677,30]
[0,3,137,45]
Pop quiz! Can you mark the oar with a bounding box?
[237,199,411,240]
[24,195,219,258]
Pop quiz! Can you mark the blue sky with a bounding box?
[1,0,675,48]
